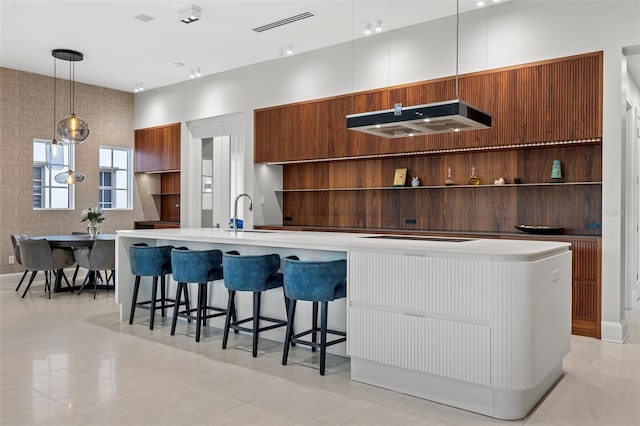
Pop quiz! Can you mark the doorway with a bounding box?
[201,133,245,228]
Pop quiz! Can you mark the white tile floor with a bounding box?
[1,283,639,426]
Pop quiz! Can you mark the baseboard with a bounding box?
[601,318,629,343]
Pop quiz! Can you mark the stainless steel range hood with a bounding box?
[346,99,491,139]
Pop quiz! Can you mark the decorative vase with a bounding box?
[551,160,562,179]
[87,222,99,239]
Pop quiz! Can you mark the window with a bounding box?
[32,139,74,209]
[99,146,133,209]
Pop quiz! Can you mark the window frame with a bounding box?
[32,138,75,210]
[99,146,133,210]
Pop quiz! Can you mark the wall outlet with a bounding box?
[8,255,15,265]
[259,195,265,205]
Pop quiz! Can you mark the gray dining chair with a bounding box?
[70,232,110,286]
[73,239,116,299]
[18,239,76,299]
[10,234,30,293]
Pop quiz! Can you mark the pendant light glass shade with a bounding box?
[57,114,89,144]
[45,139,66,170]
[52,49,89,144]
[54,170,85,185]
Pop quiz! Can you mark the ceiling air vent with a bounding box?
[252,12,314,33]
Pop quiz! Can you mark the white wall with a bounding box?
[134,1,640,342]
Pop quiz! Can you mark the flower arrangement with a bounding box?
[80,207,105,224]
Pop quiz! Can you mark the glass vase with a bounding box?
[87,223,99,239]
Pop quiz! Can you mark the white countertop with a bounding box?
[117,228,570,262]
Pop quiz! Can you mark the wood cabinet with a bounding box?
[134,123,181,172]
[254,52,602,163]
[134,123,181,225]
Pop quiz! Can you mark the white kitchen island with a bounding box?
[115,228,571,420]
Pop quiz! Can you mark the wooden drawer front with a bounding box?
[349,307,491,387]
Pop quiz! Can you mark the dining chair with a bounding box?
[73,239,116,299]
[18,239,75,298]
[10,234,30,293]
[70,232,108,286]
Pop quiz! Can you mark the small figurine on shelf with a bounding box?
[444,165,455,186]
[493,177,506,185]
[551,160,562,179]
[411,176,420,187]
[468,165,480,185]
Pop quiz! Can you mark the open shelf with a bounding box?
[277,182,603,192]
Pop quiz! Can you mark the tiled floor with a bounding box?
[1,283,639,426]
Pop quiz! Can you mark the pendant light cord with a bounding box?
[68,60,72,116]
[71,60,75,115]
[53,58,56,137]
[455,0,459,100]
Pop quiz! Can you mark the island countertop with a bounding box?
[116,227,569,262]
[115,227,572,420]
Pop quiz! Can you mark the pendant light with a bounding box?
[54,170,86,185]
[346,0,491,138]
[53,49,90,144]
[46,53,65,170]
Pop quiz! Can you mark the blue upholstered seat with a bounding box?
[129,245,173,277]
[128,244,185,330]
[283,259,346,302]
[222,252,289,357]
[171,249,223,283]
[282,258,347,375]
[170,248,229,342]
[222,253,283,292]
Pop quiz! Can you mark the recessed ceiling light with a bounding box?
[477,1,486,6]
[134,14,154,22]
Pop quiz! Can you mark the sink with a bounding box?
[363,235,473,242]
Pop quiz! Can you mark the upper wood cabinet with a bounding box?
[134,123,181,172]
[254,52,603,164]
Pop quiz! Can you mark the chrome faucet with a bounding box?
[232,193,253,232]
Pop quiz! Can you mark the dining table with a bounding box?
[32,234,116,293]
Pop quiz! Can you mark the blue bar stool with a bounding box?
[222,252,289,357]
[128,244,188,330]
[281,258,347,376]
[170,248,236,342]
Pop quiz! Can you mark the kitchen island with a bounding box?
[115,228,571,420]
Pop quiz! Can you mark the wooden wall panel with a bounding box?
[255,52,603,163]
[282,143,601,235]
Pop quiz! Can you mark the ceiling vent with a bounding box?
[252,12,314,33]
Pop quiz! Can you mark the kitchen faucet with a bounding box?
[232,193,253,232]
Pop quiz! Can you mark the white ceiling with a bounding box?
[1,0,515,92]
[1,1,638,93]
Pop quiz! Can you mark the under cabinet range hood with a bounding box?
[346,99,492,139]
